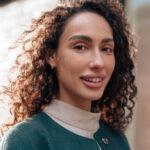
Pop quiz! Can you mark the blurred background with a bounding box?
[0,0,150,149]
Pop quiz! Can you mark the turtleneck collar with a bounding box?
[43,99,101,138]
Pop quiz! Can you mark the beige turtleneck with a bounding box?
[43,99,101,139]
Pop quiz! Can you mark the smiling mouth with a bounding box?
[80,76,104,88]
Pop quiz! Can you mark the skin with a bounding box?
[49,12,115,111]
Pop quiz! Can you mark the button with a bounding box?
[102,137,109,144]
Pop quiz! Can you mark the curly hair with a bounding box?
[0,0,137,134]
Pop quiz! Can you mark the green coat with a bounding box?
[0,112,130,150]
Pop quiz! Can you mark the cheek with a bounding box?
[111,59,116,72]
[106,57,116,75]
[59,51,84,71]
[56,56,79,78]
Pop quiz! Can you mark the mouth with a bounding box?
[80,75,105,88]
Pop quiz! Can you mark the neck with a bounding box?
[56,94,92,112]
[43,99,101,138]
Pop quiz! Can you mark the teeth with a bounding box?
[83,77,102,83]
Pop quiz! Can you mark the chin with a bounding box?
[90,89,104,98]
[84,92,103,102]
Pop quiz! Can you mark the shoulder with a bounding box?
[0,122,35,150]
[95,120,130,150]
[100,121,128,139]
[0,112,50,150]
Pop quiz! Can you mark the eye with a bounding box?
[73,44,88,51]
[101,47,114,54]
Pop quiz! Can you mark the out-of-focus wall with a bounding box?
[127,1,150,149]
[120,1,150,149]
[134,2,150,150]
[0,0,58,124]
[125,1,137,150]
[0,0,58,84]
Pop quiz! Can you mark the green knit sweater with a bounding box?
[0,112,130,150]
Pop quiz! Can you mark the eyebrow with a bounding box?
[68,34,114,44]
[68,35,92,42]
[101,38,114,44]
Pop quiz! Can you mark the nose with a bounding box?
[89,50,105,69]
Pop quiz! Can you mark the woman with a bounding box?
[0,0,137,149]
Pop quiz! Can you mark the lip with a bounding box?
[80,75,105,89]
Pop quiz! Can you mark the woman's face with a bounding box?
[50,12,115,111]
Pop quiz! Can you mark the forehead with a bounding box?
[61,12,113,40]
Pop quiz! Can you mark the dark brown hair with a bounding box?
[0,0,137,134]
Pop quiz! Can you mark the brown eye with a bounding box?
[101,47,114,54]
[73,44,88,51]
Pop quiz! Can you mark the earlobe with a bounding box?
[47,54,57,69]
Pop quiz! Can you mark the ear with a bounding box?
[46,54,57,69]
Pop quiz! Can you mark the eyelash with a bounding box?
[73,44,88,51]
[72,43,114,54]
[101,47,114,54]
